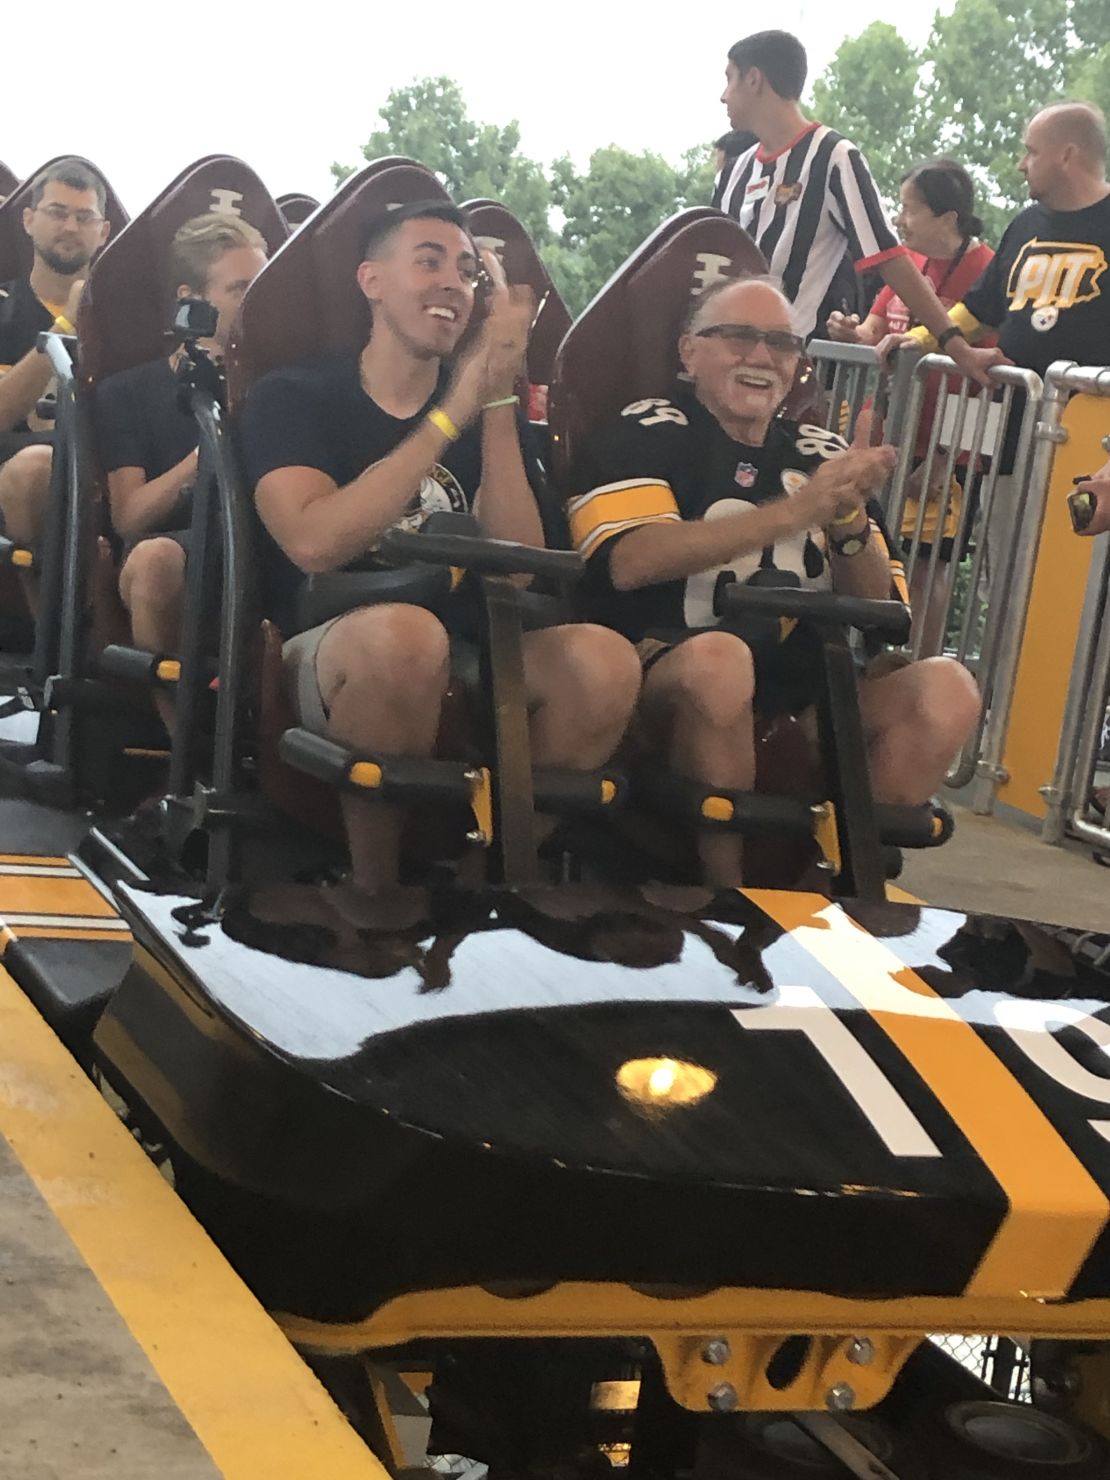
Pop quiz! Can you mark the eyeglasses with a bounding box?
[695,323,804,357]
[36,204,104,227]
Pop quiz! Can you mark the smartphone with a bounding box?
[1068,474,1096,534]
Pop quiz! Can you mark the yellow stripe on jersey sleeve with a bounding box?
[566,479,681,558]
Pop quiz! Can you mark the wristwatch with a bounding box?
[829,519,873,557]
[937,324,966,350]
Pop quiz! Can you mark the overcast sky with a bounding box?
[5,0,943,213]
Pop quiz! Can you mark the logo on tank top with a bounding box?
[1007,239,1106,317]
[394,463,469,534]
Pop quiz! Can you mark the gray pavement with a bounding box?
[0,1136,220,1480]
[900,801,1108,931]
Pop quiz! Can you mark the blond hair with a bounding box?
[170,213,267,294]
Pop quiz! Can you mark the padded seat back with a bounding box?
[462,199,571,393]
[276,193,319,228]
[78,155,288,388]
[227,158,451,411]
[549,209,766,479]
[0,156,127,283]
[0,161,18,201]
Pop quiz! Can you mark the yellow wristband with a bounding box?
[483,394,519,411]
[830,508,863,527]
[426,406,461,442]
[52,315,76,335]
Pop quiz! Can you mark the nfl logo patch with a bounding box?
[735,461,757,488]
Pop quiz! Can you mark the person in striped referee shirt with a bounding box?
[714,30,1001,388]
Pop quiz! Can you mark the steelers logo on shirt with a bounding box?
[1032,305,1059,333]
[394,463,469,533]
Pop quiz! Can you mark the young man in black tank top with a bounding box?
[243,202,640,920]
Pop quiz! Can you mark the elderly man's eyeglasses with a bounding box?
[695,323,804,357]
[36,204,104,227]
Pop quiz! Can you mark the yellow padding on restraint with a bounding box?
[348,761,383,789]
[11,549,33,568]
[702,795,735,822]
[155,659,181,682]
[600,779,617,804]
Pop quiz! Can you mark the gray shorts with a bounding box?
[282,617,341,735]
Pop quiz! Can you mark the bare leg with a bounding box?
[0,444,52,615]
[305,604,449,899]
[522,623,640,769]
[858,656,981,805]
[638,631,757,888]
[119,537,186,737]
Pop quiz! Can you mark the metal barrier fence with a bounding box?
[1041,364,1110,855]
[806,341,1048,809]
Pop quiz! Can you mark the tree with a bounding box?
[333,77,552,245]
[550,145,715,313]
[810,23,937,202]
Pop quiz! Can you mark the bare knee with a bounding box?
[528,624,641,724]
[901,657,981,748]
[0,444,53,542]
[318,604,450,709]
[659,632,756,728]
[120,539,186,612]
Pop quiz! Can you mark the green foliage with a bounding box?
[332,76,553,245]
[811,23,937,201]
[335,79,714,317]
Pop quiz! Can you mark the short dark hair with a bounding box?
[361,199,470,261]
[714,129,758,159]
[901,159,984,240]
[30,158,107,215]
[728,31,807,101]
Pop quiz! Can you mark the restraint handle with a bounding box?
[716,583,911,643]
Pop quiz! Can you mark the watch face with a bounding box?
[834,534,868,557]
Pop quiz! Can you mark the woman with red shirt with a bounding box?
[828,159,995,653]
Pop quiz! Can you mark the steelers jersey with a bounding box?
[961,194,1110,377]
[566,392,893,644]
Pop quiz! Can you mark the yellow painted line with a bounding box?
[0,874,118,918]
[885,884,923,904]
[2,926,133,944]
[0,966,389,1479]
[747,890,1109,1300]
[0,854,72,867]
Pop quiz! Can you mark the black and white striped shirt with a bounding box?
[715,123,906,340]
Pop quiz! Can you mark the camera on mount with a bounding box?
[169,298,224,412]
[171,296,219,344]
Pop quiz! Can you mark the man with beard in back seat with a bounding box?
[95,213,268,734]
[241,200,641,924]
[0,159,111,600]
[565,275,981,889]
